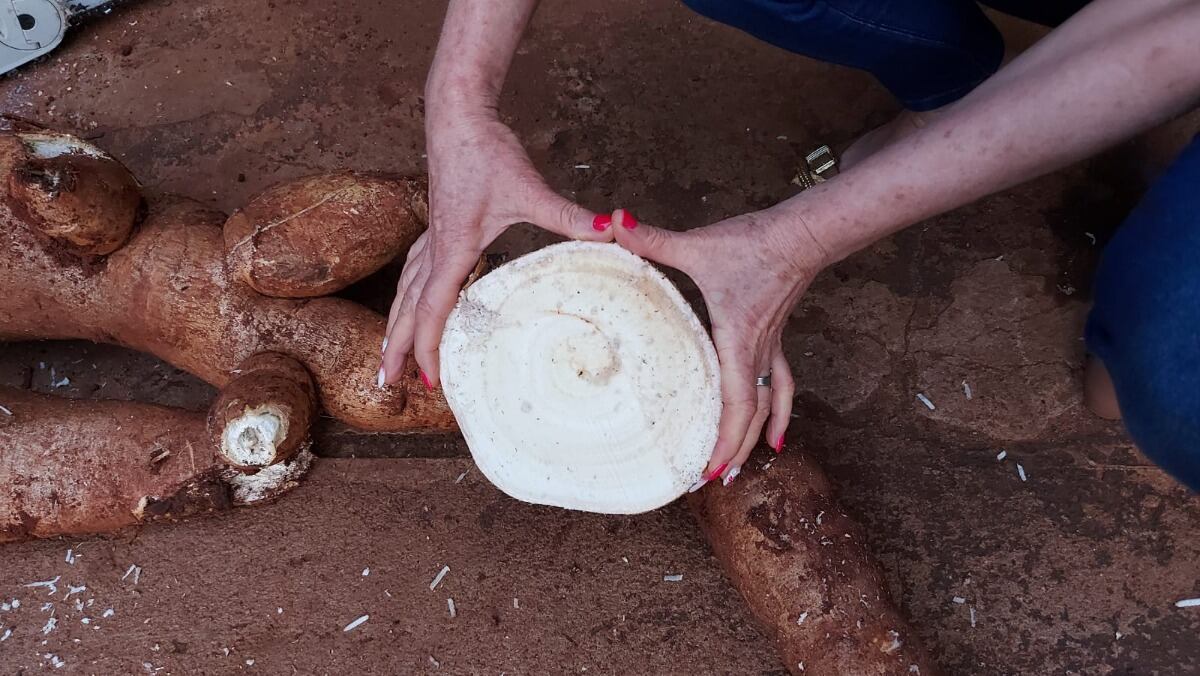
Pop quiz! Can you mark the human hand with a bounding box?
[380,108,613,388]
[612,206,828,486]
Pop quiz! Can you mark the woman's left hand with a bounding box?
[611,206,828,485]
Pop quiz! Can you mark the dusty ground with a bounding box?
[1,0,1198,674]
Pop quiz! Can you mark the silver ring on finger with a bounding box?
[755,373,772,388]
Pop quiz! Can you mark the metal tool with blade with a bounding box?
[1,0,121,76]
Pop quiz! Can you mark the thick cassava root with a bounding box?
[688,453,938,675]
[0,387,313,543]
[0,127,453,432]
[224,172,428,298]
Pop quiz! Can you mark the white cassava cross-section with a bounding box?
[440,242,721,514]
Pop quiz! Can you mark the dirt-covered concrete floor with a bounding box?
[1,1,1198,674]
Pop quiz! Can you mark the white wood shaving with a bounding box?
[447,598,456,618]
[816,511,825,526]
[1176,598,1200,608]
[1017,464,1028,482]
[361,567,370,577]
[916,393,936,410]
[1115,631,1123,639]
[65,549,75,564]
[663,574,683,582]
[454,470,469,484]
[796,611,808,625]
[798,662,804,671]
[47,654,65,669]
[25,576,60,595]
[64,585,86,599]
[969,606,977,628]
[962,381,972,400]
[245,659,254,666]
[952,596,966,604]
[81,618,90,625]
[996,450,1007,461]
[573,164,591,170]
[42,617,57,635]
[513,598,519,609]
[276,608,283,615]
[428,656,441,668]
[342,615,369,632]
[430,566,450,591]
[102,609,114,618]
[1,628,11,642]
[1085,232,1096,245]
[122,564,142,584]
[0,404,11,416]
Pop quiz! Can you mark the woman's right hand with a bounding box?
[380,106,613,388]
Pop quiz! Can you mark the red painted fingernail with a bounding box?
[775,433,785,454]
[592,214,612,231]
[419,369,433,391]
[620,210,638,230]
[705,462,729,482]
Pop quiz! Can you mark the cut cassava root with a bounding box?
[440,241,721,514]
[0,387,312,543]
[208,351,318,469]
[688,453,938,675]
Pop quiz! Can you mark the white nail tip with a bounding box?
[722,466,741,486]
[377,368,386,389]
[381,337,388,353]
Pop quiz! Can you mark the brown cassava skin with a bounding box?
[688,453,938,675]
[0,387,235,543]
[0,133,142,256]
[208,351,318,468]
[0,195,454,432]
[224,172,427,298]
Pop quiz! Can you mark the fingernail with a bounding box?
[592,214,612,231]
[722,466,741,486]
[377,368,387,389]
[419,369,433,391]
[774,433,785,454]
[688,477,709,493]
[704,462,729,482]
[620,210,638,230]
[381,337,388,354]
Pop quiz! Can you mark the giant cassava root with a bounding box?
[0,126,454,432]
[688,453,938,675]
[0,385,313,543]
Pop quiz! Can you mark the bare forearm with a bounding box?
[426,0,540,112]
[782,0,1200,268]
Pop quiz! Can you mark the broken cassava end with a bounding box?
[207,352,317,469]
[440,241,721,514]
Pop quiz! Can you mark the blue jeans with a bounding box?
[683,0,1090,110]
[1086,136,1200,492]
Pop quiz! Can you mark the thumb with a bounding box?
[612,208,690,271]
[525,184,609,242]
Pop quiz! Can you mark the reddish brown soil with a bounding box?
[1,1,1197,674]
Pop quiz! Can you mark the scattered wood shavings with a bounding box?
[447,598,456,618]
[996,450,1007,461]
[343,615,369,632]
[430,565,450,590]
[46,653,65,669]
[65,549,76,564]
[916,393,935,410]
[969,606,977,628]
[0,404,11,416]
[1017,464,1028,482]
[64,585,87,599]
[1176,598,1200,608]
[122,564,142,584]
[25,576,60,595]
[663,574,683,582]
[42,617,57,635]
[962,380,972,400]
